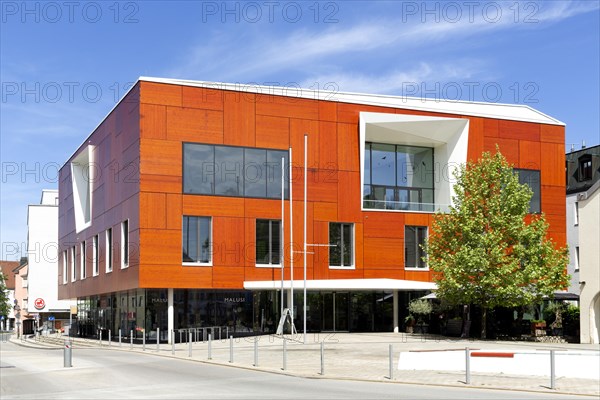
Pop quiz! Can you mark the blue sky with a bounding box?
[1,0,599,259]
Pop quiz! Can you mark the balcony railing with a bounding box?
[363,199,449,213]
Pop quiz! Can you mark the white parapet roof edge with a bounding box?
[243,278,436,291]
[140,76,565,126]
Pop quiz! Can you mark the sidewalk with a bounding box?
[10,332,600,396]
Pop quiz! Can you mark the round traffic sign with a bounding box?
[34,298,46,310]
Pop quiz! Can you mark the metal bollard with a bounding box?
[188,331,192,357]
[130,330,133,349]
[253,337,258,367]
[229,336,233,363]
[171,330,175,355]
[208,333,212,360]
[108,330,111,347]
[320,341,324,375]
[156,328,160,352]
[282,338,287,370]
[465,347,471,384]
[143,331,146,351]
[119,329,122,347]
[389,344,394,380]
[99,330,102,346]
[550,350,556,390]
[64,340,72,367]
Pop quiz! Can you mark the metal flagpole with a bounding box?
[289,147,294,330]
[303,134,308,344]
[280,157,285,317]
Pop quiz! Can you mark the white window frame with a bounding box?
[92,234,99,276]
[328,222,355,270]
[255,219,282,268]
[106,228,113,273]
[574,202,579,226]
[404,225,429,270]
[80,241,87,280]
[121,220,129,269]
[575,246,580,271]
[62,250,68,284]
[182,216,213,266]
[70,246,76,282]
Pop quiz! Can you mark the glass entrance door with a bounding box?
[322,292,349,332]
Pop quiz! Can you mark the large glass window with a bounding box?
[329,223,354,268]
[184,144,214,194]
[256,219,281,266]
[405,226,427,268]
[364,143,434,211]
[183,216,212,264]
[515,169,541,214]
[215,146,244,196]
[183,143,288,199]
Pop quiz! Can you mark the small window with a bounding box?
[182,216,212,264]
[92,234,99,276]
[71,246,76,282]
[329,223,354,268]
[256,219,281,266]
[106,228,113,273]
[575,246,580,271]
[62,250,68,284]
[578,155,592,181]
[121,220,129,268]
[405,226,428,268]
[574,202,579,226]
[80,242,87,279]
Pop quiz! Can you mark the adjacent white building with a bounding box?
[578,180,599,344]
[27,190,75,332]
[566,144,600,344]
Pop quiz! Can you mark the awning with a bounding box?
[243,278,436,291]
[552,292,579,301]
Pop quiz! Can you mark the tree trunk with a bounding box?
[481,307,487,339]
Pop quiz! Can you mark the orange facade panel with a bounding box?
[467,117,485,162]
[337,123,359,172]
[541,142,566,186]
[166,107,224,143]
[182,86,224,111]
[519,140,541,170]
[256,95,319,120]
[363,237,403,269]
[484,137,519,165]
[255,114,290,149]
[224,92,256,147]
[140,82,182,107]
[140,139,181,176]
[498,120,541,142]
[540,124,565,144]
[139,192,167,229]
[183,195,245,218]
[140,104,166,140]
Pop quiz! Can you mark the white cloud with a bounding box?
[167,1,597,82]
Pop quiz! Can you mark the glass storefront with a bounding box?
[73,289,426,340]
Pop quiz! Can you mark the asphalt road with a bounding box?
[0,341,588,400]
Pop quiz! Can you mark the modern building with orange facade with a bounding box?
[58,77,566,340]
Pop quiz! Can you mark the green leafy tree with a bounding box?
[428,150,569,339]
[0,273,11,321]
